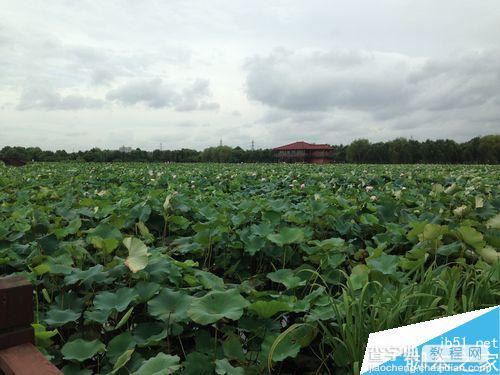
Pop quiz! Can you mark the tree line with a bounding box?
[1,135,498,164]
[338,135,499,164]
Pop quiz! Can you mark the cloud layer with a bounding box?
[245,48,500,118]
[17,87,105,111]
[0,1,499,150]
[106,78,218,111]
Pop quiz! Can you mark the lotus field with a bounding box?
[0,162,499,374]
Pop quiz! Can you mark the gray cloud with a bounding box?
[176,79,220,111]
[91,68,116,85]
[17,87,104,110]
[106,78,178,108]
[245,49,500,119]
[106,78,219,111]
[245,49,414,113]
[0,20,192,91]
[198,102,221,111]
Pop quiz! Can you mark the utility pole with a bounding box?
[160,142,163,151]
[219,139,222,147]
[251,140,255,151]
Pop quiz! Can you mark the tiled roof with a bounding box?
[273,141,333,151]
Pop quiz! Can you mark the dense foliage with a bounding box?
[1,135,499,164]
[0,163,499,374]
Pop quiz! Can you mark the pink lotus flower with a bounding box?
[300,183,305,189]
[366,185,374,192]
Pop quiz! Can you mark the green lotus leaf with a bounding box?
[130,203,151,222]
[145,258,182,285]
[194,270,224,290]
[215,358,244,375]
[419,224,447,242]
[54,217,81,239]
[359,213,379,225]
[37,234,59,255]
[437,242,462,257]
[244,236,266,255]
[181,352,212,374]
[61,338,105,362]
[133,322,168,346]
[268,199,289,212]
[123,237,150,273]
[93,287,137,312]
[366,253,399,275]
[222,334,245,360]
[64,265,111,287]
[107,332,136,364]
[134,281,161,302]
[248,300,291,319]
[131,353,181,375]
[45,308,80,327]
[87,223,122,253]
[61,363,93,375]
[188,289,249,325]
[309,237,345,250]
[84,309,111,325]
[35,258,73,276]
[87,223,122,240]
[112,349,135,374]
[147,288,192,323]
[267,227,305,246]
[349,264,369,290]
[90,236,120,254]
[267,269,306,289]
[262,324,316,365]
[327,253,346,268]
[251,222,274,237]
[261,332,301,363]
[240,230,266,255]
[456,226,485,250]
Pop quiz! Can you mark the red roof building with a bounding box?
[273,141,334,164]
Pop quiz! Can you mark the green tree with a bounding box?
[346,139,370,163]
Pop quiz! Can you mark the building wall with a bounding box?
[275,149,333,163]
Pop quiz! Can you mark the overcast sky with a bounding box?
[1,0,500,151]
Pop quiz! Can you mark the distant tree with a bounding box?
[1,134,498,164]
[478,135,500,163]
[346,139,371,163]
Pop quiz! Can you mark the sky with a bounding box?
[1,0,500,151]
